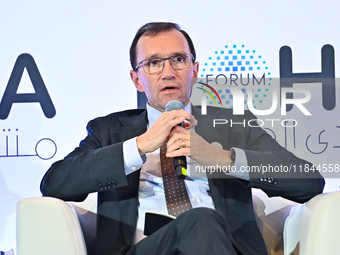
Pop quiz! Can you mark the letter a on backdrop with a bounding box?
[0,54,56,119]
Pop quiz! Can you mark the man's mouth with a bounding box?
[161,85,180,92]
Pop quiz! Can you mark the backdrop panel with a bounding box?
[1,0,339,252]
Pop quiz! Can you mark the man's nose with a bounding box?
[162,59,176,79]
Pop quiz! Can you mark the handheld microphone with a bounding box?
[164,100,187,180]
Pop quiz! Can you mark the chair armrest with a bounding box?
[252,189,297,255]
[17,197,88,255]
[18,192,340,255]
[284,191,340,255]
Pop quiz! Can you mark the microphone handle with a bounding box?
[174,156,187,179]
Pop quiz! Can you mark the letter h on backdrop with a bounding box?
[279,45,336,112]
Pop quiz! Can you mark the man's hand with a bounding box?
[167,126,234,168]
[136,109,197,156]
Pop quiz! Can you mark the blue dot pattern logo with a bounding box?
[198,45,272,110]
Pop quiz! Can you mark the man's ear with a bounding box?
[130,70,145,92]
[191,62,199,85]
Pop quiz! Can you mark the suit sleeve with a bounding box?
[40,119,130,202]
[238,111,325,203]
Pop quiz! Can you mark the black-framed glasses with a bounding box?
[135,53,194,74]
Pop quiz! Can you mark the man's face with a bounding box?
[130,29,199,111]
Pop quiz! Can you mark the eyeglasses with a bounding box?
[135,53,194,74]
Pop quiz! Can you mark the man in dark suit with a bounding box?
[41,22,325,255]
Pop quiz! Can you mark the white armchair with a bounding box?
[16,193,97,255]
[16,190,340,255]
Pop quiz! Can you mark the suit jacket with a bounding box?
[41,106,325,255]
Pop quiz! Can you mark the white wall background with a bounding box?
[0,0,339,252]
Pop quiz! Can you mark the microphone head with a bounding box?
[164,100,184,112]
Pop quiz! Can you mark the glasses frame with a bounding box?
[135,53,194,74]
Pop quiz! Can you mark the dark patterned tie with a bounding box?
[160,143,192,217]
